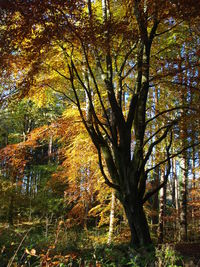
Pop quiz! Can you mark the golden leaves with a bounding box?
[25,248,37,256]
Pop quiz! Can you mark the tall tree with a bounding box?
[0,0,200,249]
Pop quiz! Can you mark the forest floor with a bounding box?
[174,243,200,266]
[0,221,200,266]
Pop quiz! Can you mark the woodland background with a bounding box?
[0,0,200,266]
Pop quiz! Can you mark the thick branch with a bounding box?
[68,63,101,148]
[126,93,138,128]
[134,0,148,44]
[97,147,120,191]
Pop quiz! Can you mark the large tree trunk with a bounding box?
[123,197,152,248]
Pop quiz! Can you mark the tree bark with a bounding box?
[123,196,152,248]
[179,155,188,241]
[8,195,14,225]
[173,159,180,240]
[107,190,115,245]
[158,170,166,243]
[48,133,53,159]
[178,52,189,242]
[151,167,159,234]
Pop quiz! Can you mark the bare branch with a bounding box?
[45,83,77,105]
[146,106,197,125]
[146,140,200,174]
[144,124,173,146]
[162,80,200,92]
[155,20,184,37]
[143,120,177,167]
[143,131,173,203]
[52,67,71,81]
[121,64,137,80]
[119,43,137,76]
[150,62,200,82]
[80,44,114,136]
[70,59,113,144]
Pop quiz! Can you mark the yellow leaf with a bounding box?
[25,248,30,254]
[30,249,36,256]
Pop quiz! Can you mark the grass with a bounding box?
[0,221,199,266]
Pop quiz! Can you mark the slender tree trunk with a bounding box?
[179,53,188,242]
[45,216,49,238]
[8,175,16,226]
[171,158,179,240]
[173,159,180,240]
[158,170,166,243]
[171,159,176,208]
[107,190,115,245]
[83,200,89,230]
[191,147,196,240]
[3,133,8,146]
[179,155,188,241]
[151,166,159,235]
[174,172,179,215]
[151,87,160,235]
[8,195,14,225]
[48,133,53,159]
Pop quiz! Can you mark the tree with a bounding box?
[0,0,200,250]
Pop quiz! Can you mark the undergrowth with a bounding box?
[0,222,190,267]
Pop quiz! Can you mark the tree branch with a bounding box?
[146,106,197,125]
[97,147,120,191]
[144,124,173,146]
[70,59,113,144]
[45,83,77,105]
[155,20,184,37]
[81,43,114,137]
[143,120,177,167]
[143,131,173,203]
[126,93,138,128]
[118,42,137,76]
[146,140,200,174]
